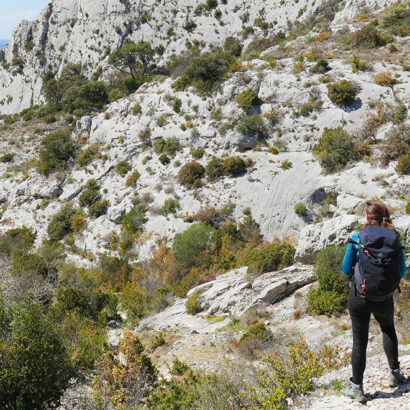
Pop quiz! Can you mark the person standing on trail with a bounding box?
[342,199,407,402]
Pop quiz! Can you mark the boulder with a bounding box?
[295,215,360,263]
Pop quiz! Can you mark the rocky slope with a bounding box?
[0,1,409,407]
[0,0,399,115]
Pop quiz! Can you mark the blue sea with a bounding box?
[0,40,9,49]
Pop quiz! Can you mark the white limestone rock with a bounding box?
[295,215,360,263]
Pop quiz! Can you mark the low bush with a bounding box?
[191,147,205,159]
[126,170,140,187]
[327,80,358,107]
[350,23,389,48]
[38,130,78,175]
[294,202,308,216]
[307,245,349,316]
[172,223,214,267]
[79,179,100,207]
[236,88,261,111]
[312,127,359,173]
[351,55,368,72]
[185,290,203,315]
[177,161,205,188]
[174,49,230,94]
[92,331,157,408]
[236,114,268,140]
[236,242,295,275]
[77,144,99,167]
[89,200,109,218]
[379,124,409,166]
[381,2,410,37]
[0,153,14,163]
[121,205,148,235]
[118,283,150,324]
[173,98,182,113]
[117,161,132,177]
[396,151,410,175]
[373,71,393,86]
[310,59,330,74]
[222,156,247,177]
[161,199,180,216]
[47,205,78,241]
[224,36,242,57]
[248,338,324,409]
[153,137,181,157]
[0,227,35,258]
[205,156,224,180]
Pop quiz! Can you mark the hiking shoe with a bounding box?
[344,379,366,403]
[388,368,407,387]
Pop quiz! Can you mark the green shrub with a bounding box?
[298,103,314,117]
[222,156,247,177]
[174,49,230,94]
[118,283,150,324]
[312,127,359,173]
[126,170,140,187]
[153,137,181,157]
[122,205,148,235]
[191,147,205,159]
[0,153,15,163]
[133,103,142,115]
[178,161,205,188]
[89,200,109,217]
[205,156,224,180]
[396,151,410,175]
[236,115,268,140]
[224,36,242,57]
[77,144,99,167]
[236,88,261,111]
[79,179,100,207]
[350,23,389,48]
[237,242,295,275]
[0,227,35,258]
[173,98,182,113]
[307,245,349,316]
[152,332,166,348]
[185,290,203,315]
[47,205,77,241]
[0,297,74,409]
[172,223,214,267]
[351,55,367,72]
[379,124,409,166]
[327,80,358,107]
[310,59,330,74]
[117,161,132,177]
[159,153,170,165]
[9,254,51,278]
[60,310,107,372]
[280,159,292,170]
[38,130,78,175]
[381,2,410,36]
[406,202,410,215]
[161,199,180,216]
[92,331,157,408]
[239,322,271,344]
[294,202,307,216]
[248,338,323,409]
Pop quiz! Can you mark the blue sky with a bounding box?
[0,1,50,38]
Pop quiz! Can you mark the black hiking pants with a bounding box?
[348,288,399,385]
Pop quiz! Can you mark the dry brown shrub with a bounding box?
[194,206,215,224]
[315,31,331,42]
[373,71,393,86]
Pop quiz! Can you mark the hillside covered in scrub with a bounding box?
[0,0,409,408]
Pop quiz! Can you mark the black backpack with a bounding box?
[349,226,402,302]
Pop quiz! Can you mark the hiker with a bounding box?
[342,199,407,402]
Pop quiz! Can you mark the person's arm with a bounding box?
[342,232,360,276]
[398,239,407,279]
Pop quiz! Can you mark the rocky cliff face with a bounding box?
[0,0,409,265]
[0,0,398,115]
